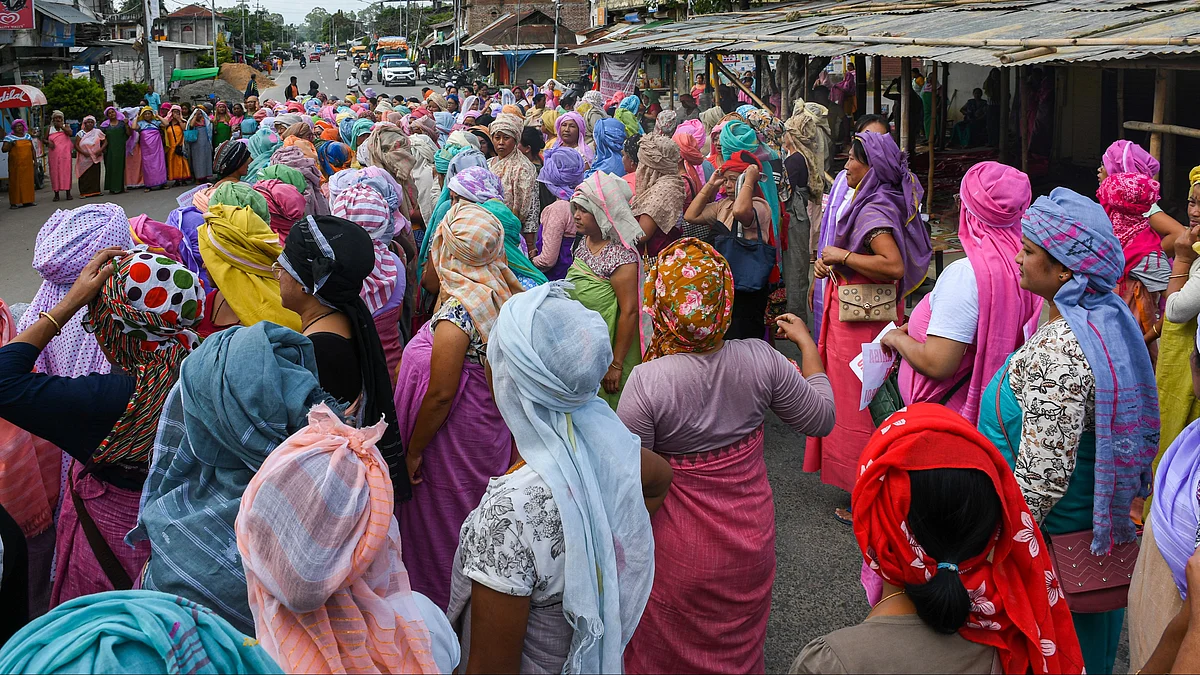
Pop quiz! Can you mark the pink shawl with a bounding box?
[253,179,306,245]
[129,213,185,263]
[1098,171,1161,279]
[75,120,104,178]
[900,161,1042,423]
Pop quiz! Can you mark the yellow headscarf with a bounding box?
[541,109,560,138]
[1190,164,1200,187]
[198,204,300,331]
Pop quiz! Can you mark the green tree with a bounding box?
[43,74,105,122]
[195,34,235,67]
[112,80,149,107]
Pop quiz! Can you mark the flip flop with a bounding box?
[834,507,853,526]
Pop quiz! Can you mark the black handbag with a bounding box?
[714,209,776,293]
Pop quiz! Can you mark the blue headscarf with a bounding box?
[486,282,653,673]
[338,115,357,146]
[434,111,456,143]
[130,323,340,634]
[0,590,281,674]
[317,141,353,178]
[618,94,640,113]
[417,148,490,293]
[1022,187,1160,554]
[586,118,627,178]
[481,199,548,287]
[736,103,757,118]
[243,125,281,184]
[349,118,374,151]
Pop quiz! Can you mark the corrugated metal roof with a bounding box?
[573,0,1200,65]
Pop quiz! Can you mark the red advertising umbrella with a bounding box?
[0,85,47,109]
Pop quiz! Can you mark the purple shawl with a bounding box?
[1152,414,1200,598]
[166,205,211,291]
[832,131,930,296]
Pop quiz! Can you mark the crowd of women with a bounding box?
[0,74,1198,675]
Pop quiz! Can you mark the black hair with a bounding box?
[534,93,546,106]
[472,129,495,157]
[521,125,545,152]
[973,88,984,97]
[905,468,1002,634]
[476,113,495,128]
[624,133,642,164]
[855,114,890,133]
[850,138,869,165]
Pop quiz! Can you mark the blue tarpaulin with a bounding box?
[503,50,540,73]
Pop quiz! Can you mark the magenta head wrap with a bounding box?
[676,118,706,151]
[1102,139,1159,178]
[253,179,306,244]
[555,111,586,143]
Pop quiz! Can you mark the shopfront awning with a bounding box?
[36,2,97,25]
[0,85,48,108]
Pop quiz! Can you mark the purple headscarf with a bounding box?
[165,205,211,290]
[1151,410,1200,598]
[832,131,930,295]
[99,107,124,128]
[270,145,330,216]
[448,165,504,203]
[1102,139,1160,178]
[538,146,586,201]
[15,203,134,377]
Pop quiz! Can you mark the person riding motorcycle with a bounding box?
[359,59,371,84]
[299,54,307,68]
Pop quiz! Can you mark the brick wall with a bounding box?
[464,0,590,35]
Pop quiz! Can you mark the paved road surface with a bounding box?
[0,55,1131,673]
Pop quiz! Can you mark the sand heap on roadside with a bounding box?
[219,63,275,92]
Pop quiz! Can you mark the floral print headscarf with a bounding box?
[642,238,734,360]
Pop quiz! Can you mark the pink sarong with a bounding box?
[393,322,511,610]
[374,304,403,387]
[804,274,903,492]
[625,426,774,674]
[125,141,144,189]
[49,462,149,608]
[46,130,72,192]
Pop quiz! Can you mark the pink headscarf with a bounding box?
[676,118,706,152]
[673,129,704,196]
[237,403,438,675]
[1098,171,1162,279]
[331,184,400,314]
[900,161,1042,423]
[253,179,306,245]
[1102,139,1160,178]
[129,213,184,263]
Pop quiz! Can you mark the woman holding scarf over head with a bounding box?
[395,184,525,611]
[567,172,644,410]
[780,102,832,320]
[881,161,1041,424]
[0,247,203,607]
[121,107,143,190]
[73,116,105,199]
[185,108,213,185]
[99,107,128,195]
[533,146,586,280]
[1098,169,1165,361]
[448,283,669,674]
[630,133,687,258]
[269,145,329,216]
[792,404,1083,674]
[976,188,1160,675]
[805,132,930,517]
[163,106,191,186]
[44,111,73,201]
[489,113,540,248]
[620,239,834,674]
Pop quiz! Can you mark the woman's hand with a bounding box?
[744,163,760,184]
[46,139,54,149]
[1175,223,1200,263]
[878,324,909,351]
[813,256,831,279]
[821,246,849,267]
[602,364,622,394]
[775,313,813,347]
[706,167,725,188]
[406,452,424,485]
[59,247,126,313]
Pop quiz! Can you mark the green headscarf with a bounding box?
[210,181,270,225]
[257,164,307,194]
[614,107,642,137]
[720,120,781,233]
[350,118,374,151]
[481,199,548,286]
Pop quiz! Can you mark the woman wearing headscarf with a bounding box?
[654,109,679,137]
[778,102,830,319]
[212,138,251,185]
[270,145,329,216]
[615,94,643,136]
[131,321,339,634]
[976,188,1160,675]
[587,117,627,178]
[251,179,305,245]
[208,181,270,223]
[580,90,607,144]
[0,247,202,607]
[73,116,105,199]
[211,101,233,146]
[243,125,281,184]
[1099,139,1185,248]
[630,133,687,257]
[163,106,192,186]
[533,146,586,280]
[0,590,280,674]
[185,108,213,184]
[881,162,1041,424]
[448,283,669,673]
[238,404,457,674]
[791,404,1084,674]
[415,148,491,307]
[316,140,353,179]
[99,107,128,195]
[566,172,643,410]
[410,134,438,225]
[672,127,705,222]
[805,132,930,515]
[43,111,73,201]
[721,120,781,239]
[395,194,525,611]
[620,239,834,674]
[1098,170,1166,363]
[120,107,143,190]
[229,101,247,139]
[489,112,541,249]
[3,118,35,207]
[684,150,775,341]
[197,203,300,336]
[548,111,593,164]
[281,123,317,161]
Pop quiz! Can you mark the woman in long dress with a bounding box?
[211,102,232,146]
[185,108,213,184]
[163,105,191,187]
[137,108,168,191]
[44,110,72,201]
[121,107,142,190]
[3,119,35,208]
[73,116,105,199]
[99,107,127,195]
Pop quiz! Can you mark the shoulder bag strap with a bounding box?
[994,363,1015,453]
[68,464,134,591]
[937,370,972,406]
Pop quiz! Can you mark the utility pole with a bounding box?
[513,0,520,84]
[552,0,559,79]
[142,0,156,87]
[210,0,218,67]
[240,1,246,61]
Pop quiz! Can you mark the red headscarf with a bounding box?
[673,129,704,196]
[853,404,1084,675]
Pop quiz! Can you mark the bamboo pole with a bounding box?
[1121,122,1200,139]
[780,54,792,118]
[1116,68,1125,139]
[926,60,937,213]
[1019,66,1028,174]
[939,62,949,149]
[714,57,769,109]
[872,55,882,115]
[900,57,912,154]
[999,66,1009,163]
[999,46,1056,64]
[710,53,719,111]
[1149,68,1167,174]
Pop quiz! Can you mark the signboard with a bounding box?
[40,16,72,47]
[0,84,48,108]
[0,0,35,30]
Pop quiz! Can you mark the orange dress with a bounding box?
[163,123,191,181]
[5,138,35,205]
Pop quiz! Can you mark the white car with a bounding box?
[379,57,416,86]
[336,50,348,60]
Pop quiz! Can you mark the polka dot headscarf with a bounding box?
[83,249,204,464]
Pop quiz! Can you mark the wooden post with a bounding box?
[900,57,912,154]
[854,54,867,119]
[669,54,676,115]
[801,54,809,98]
[710,53,720,111]
[1116,68,1125,140]
[713,57,770,109]
[939,62,949,149]
[872,55,882,115]
[999,66,1010,164]
[1149,67,1167,177]
[1019,66,1029,174]
[927,60,937,213]
[780,54,792,118]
